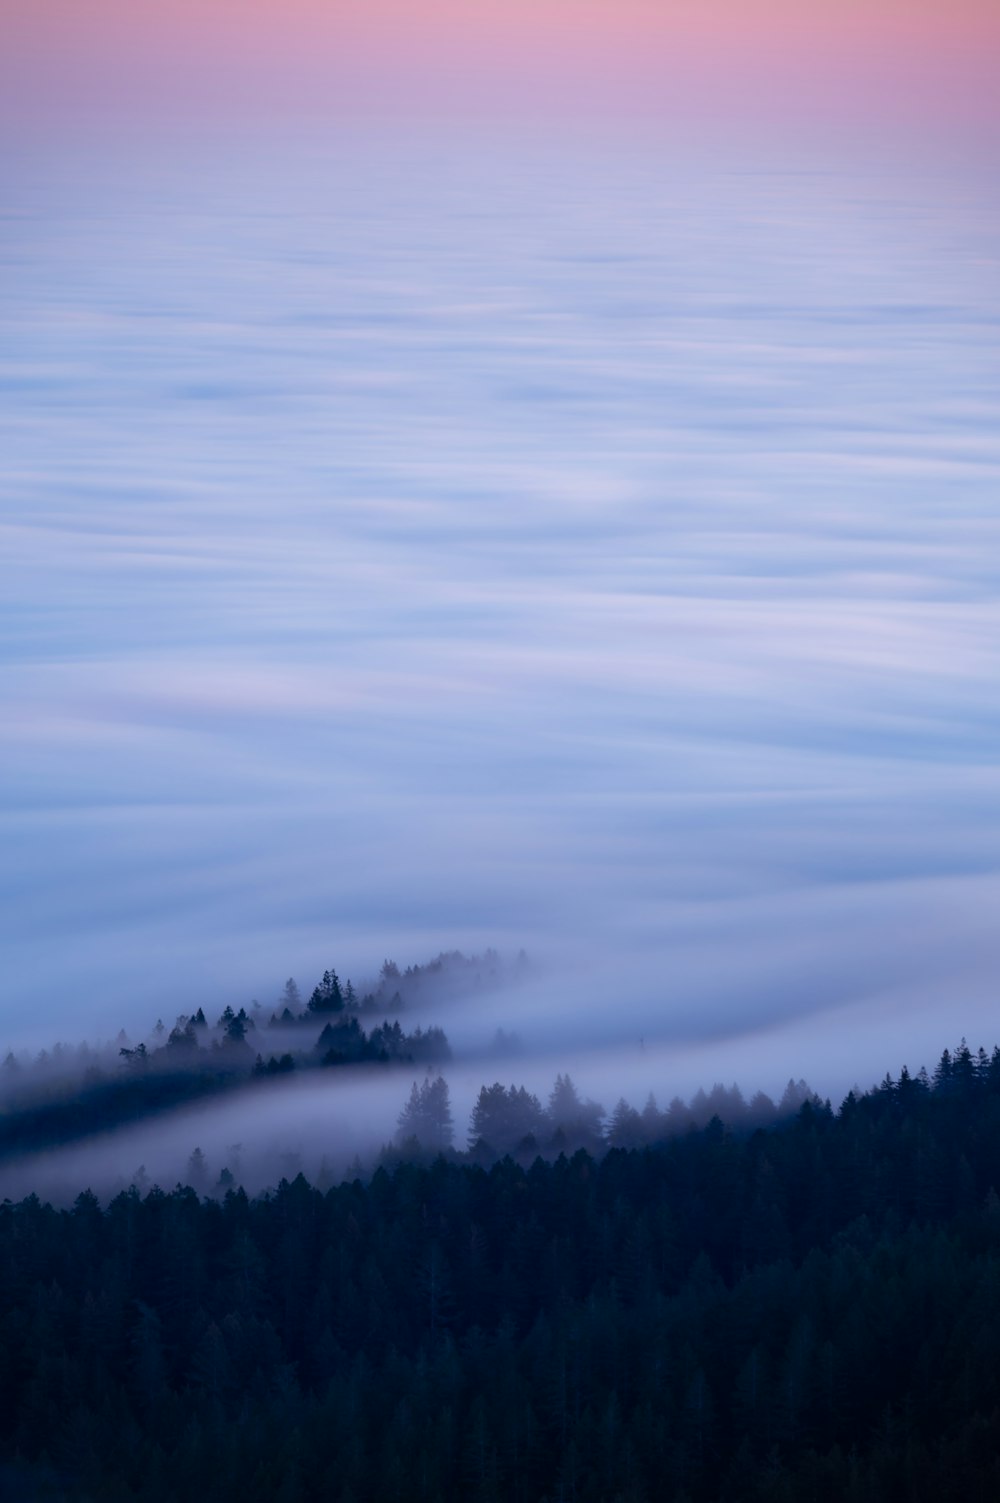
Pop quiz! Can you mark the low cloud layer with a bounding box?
[1,139,999,1106]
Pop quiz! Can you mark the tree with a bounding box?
[933,1048,953,1092]
[279,978,301,1015]
[186,1148,208,1191]
[396,1076,454,1152]
[547,1074,604,1146]
[608,1098,643,1150]
[952,1038,977,1092]
[308,969,344,1014]
[419,1242,455,1338]
[370,1019,407,1059]
[422,1076,454,1151]
[468,1083,545,1153]
[131,1302,167,1417]
[218,1007,249,1045]
[119,1042,149,1071]
[641,1091,662,1141]
[317,1016,369,1065]
[167,1018,197,1051]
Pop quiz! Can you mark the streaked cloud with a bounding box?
[0,139,998,1110]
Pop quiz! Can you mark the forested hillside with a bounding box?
[0,954,471,1160]
[0,947,813,1195]
[2,1043,1000,1501]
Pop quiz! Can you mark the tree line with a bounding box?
[392,1072,818,1166]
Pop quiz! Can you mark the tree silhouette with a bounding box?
[468,1083,546,1153]
[308,969,344,1014]
[396,1076,454,1152]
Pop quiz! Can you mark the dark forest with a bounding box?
[3,1041,1000,1501]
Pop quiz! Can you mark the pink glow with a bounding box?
[2,1,998,141]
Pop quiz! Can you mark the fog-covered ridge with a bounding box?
[16,945,998,1208]
[0,943,833,1202]
[0,950,516,1157]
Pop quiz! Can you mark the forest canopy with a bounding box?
[2,1038,1000,1500]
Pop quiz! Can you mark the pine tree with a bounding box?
[396,1076,454,1152]
[186,1147,208,1191]
[608,1098,643,1149]
[308,969,344,1014]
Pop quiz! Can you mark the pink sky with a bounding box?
[2,1,998,143]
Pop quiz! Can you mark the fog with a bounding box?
[2,135,999,1172]
[0,997,847,1206]
[0,941,992,1206]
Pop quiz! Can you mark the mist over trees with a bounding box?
[396,1076,455,1154]
[0,947,819,1188]
[0,952,478,1162]
[385,1071,819,1170]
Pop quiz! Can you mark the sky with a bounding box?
[1,3,1000,1117]
[3,0,999,147]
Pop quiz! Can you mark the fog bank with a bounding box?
[2,139,999,1098]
